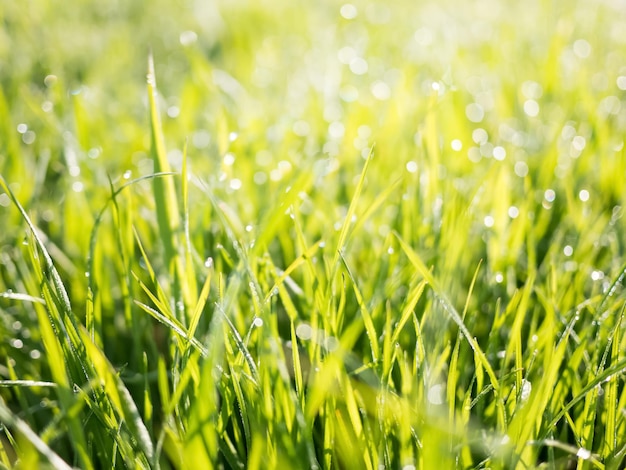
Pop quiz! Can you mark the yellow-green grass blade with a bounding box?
[186,256,213,345]
[448,261,482,425]
[0,397,73,470]
[331,146,374,270]
[133,296,208,357]
[603,305,624,459]
[181,139,199,303]
[85,171,176,343]
[147,54,191,320]
[263,240,322,304]
[339,253,380,363]
[393,230,506,429]
[511,315,578,466]
[0,176,96,469]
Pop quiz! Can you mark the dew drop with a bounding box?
[296,323,313,340]
[179,30,198,46]
[371,81,391,100]
[520,379,532,401]
[573,39,591,59]
[576,448,591,460]
[493,146,506,161]
[427,383,444,405]
[465,103,484,123]
[340,3,357,19]
[514,161,529,177]
[223,153,235,166]
[579,189,589,202]
[591,270,604,281]
[523,99,540,117]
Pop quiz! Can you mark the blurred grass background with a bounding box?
[2,0,626,467]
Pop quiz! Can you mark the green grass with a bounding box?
[2,0,626,468]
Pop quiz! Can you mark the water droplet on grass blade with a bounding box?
[427,383,444,405]
[371,81,391,100]
[514,161,528,177]
[296,323,313,340]
[523,99,540,117]
[324,336,339,351]
[576,448,591,460]
[465,103,484,123]
[544,189,556,202]
[340,3,357,19]
[573,39,591,58]
[493,146,506,161]
[22,131,36,145]
[591,270,604,281]
[179,30,197,46]
[521,379,532,401]
[472,128,488,145]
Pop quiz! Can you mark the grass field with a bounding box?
[2,0,626,468]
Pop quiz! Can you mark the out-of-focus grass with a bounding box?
[2,0,626,468]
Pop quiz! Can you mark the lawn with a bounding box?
[1,0,626,468]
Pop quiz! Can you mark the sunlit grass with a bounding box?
[2,0,626,468]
